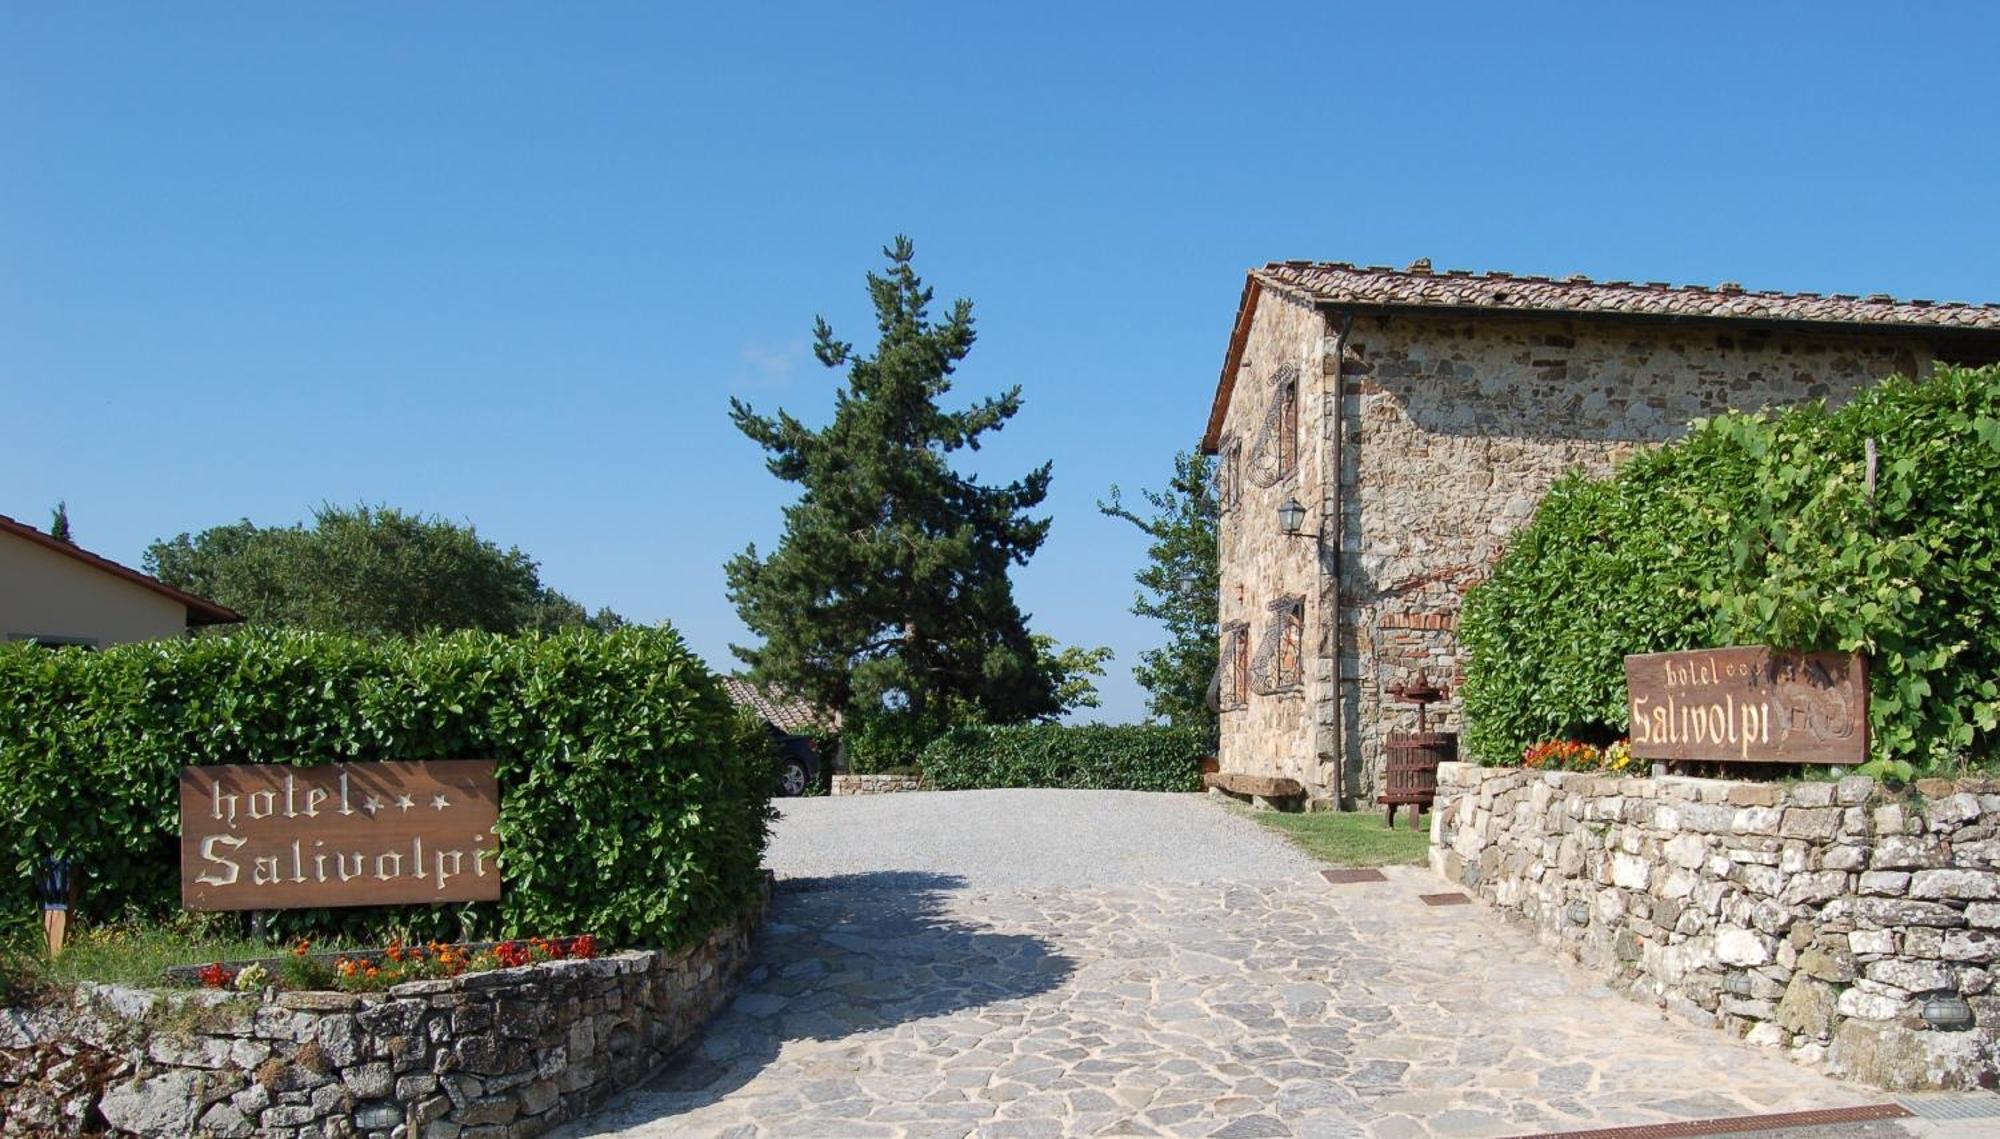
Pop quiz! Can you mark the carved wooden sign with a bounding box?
[180,760,501,911]
[1625,647,1868,765]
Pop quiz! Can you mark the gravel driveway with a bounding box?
[766,789,1317,889]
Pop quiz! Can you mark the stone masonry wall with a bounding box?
[0,895,761,1138]
[1432,763,2000,1090]
[829,773,923,796]
[1331,315,1931,797]
[1215,289,1329,793]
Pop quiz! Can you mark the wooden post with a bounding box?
[36,857,72,958]
[42,906,67,958]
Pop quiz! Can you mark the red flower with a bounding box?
[197,962,235,989]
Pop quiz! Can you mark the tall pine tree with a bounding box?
[726,237,1058,728]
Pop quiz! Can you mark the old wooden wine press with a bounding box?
[1380,670,1456,830]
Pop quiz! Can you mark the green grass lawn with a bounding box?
[1233,803,1433,867]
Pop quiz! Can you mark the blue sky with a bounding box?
[5,4,1997,722]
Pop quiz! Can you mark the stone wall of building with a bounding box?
[1432,763,2000,1090]
[1330,315,1930,797]
[829,773,923,796]
[0,896,762,1138]
[1214,289,1332,794]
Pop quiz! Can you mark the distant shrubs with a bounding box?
[921,724,1207,791]
[842,712,944,775]
[1461,365,2000,775]
[0,627,772,950]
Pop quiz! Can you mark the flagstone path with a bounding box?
[558,792,1881,1139]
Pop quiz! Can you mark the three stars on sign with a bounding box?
[359,790,450,815]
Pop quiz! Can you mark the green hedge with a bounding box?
[841,712,938,775]
[1461,365,2000,774]
[0,626,773,949]
[920,723,1207,791]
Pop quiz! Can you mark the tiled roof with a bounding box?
[1253,260,2000,333]
[721,676,838,735]
[0,512,241,626]
[1203,260,2000,453]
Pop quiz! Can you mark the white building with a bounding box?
[0,513,240,646]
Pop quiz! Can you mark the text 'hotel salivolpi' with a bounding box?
[178,760,502,910]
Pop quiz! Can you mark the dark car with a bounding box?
[774,732,820,797]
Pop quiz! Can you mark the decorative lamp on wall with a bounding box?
[1921,991,1975,1032]
[1277,496,1310,538]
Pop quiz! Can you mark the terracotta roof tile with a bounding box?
[1201,261,2000,454]
[721,676,838,735]
[0,512,241,626]
[1251,261,2000,333]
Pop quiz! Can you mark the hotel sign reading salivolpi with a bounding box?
[180,760,500,911]
[1624,647,1868,765]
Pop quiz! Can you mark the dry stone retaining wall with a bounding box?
[829,774,924,796]
[1432,762,2000,1089]
[0,894,761,1138]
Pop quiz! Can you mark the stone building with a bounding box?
[1201,261,2000,807]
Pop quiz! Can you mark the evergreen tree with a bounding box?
[726,237,1058,727]
[48,500,71,543]
[1100,451,1220,741]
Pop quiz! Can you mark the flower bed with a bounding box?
[173,934,601,994]
[1519,738,1638,774]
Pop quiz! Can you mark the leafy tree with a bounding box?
[48,500,71,543]
[145,503,622,636]
[1032,634,1114,720]
[1100,450,1220,741]
[726,237,1060,728]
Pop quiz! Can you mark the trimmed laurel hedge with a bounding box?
[0,627,773,949]
[920,724,1207,791]
[1461,364,2000,775]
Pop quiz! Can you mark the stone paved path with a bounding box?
[561,794,1887,1139]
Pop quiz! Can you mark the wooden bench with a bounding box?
[1203,772,1307,811]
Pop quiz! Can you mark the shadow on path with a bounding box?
[631,871,1072,1121]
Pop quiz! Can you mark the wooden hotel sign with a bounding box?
[1625,647,1868,765]
[180,760,500,911]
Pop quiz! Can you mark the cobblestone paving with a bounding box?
[562,864,1877,1139]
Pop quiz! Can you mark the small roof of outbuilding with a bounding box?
[720,675,839,735]
[1203,260,2000,452]
[0,512,242,626]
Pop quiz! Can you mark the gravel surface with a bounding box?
[765,788,1319,889]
